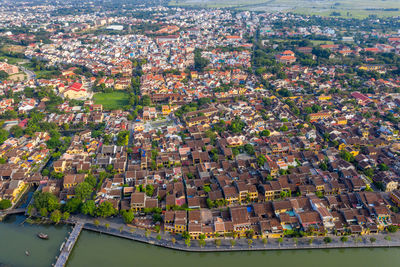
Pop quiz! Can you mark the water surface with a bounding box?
[0,215,70,267]
[68,230,400,267]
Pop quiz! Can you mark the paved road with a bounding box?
[20,66,36,80]
[70,215,400,252]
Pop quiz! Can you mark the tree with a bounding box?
[141,95,151,106]
[247,239,253,247]
[230,239,236,248]
[119,226,124,233]
[340,236,348,243]
[198,239,206,248]
[215,239,221,247]
[378,163,389,171]
[278,237,283,246]
[182,231,190,240]
[64,198,82,213]
[308,238,314,245]
[62,212,70,221]
[293,238,298,246]
[116,131,129,146]
[95,201,116,217]
[33,191,60,212]
[145,184,154,197]
[171,237,176,245]
[323,237,332,244]
[40,207,48,217]
[81,200,96,216]
[0,70,9,79]
[50,210,62,223]
[122,210,135,224]
[194,48,209,71]
[259,129,271,137]
[145,229,151,238]
[370,237,376,243]
[244,144,255,155]
[75,182,92,201]
[0,129,9,145]
[262,238,268,247]
[10,125,24,138]
[105,223,110,230]
[0,199,12,210]
[387,225,398,233]
[85,174,97,188]
[385,235,391,242]
[185,238,191,248]
[94,219,100,228]
[279,125,288,132]
[229,118,245,133]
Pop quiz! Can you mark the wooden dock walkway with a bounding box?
[54,223,84,267]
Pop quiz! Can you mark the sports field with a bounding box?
[93,92,130,110]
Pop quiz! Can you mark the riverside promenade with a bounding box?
[54,222,83,267]
[82,221,400,252]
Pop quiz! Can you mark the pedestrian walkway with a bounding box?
[54,223,83,267]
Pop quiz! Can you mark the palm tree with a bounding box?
[198,239,206,248]
[278,237,283,247]
[233,231,239,239]
[215,239,221,248]
[262,238,268,247]
[145,229,151,238]
[185,238,191,248]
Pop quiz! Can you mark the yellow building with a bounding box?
[53,160,66,173]
[318,95,332,101]
[162,105,171,116]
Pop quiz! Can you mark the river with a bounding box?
[1,216,400,267]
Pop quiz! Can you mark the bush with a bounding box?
[0,199,12,210]
[387,225,398,233]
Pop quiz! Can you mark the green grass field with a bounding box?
[93,92,130,110]
[170,0,400,18]
[310,40,334,46]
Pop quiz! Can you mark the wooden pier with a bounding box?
[54,222,84,267]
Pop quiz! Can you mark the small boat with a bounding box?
[25,250,30,256]
[37,233,49,239]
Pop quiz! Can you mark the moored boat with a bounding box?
[37,233,49,239]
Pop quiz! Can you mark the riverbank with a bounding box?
[81,221,400,252]
[2,215,400,267]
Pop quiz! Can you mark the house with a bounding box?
[63,83,88,100]
[131,192,146,211]
[275,50,296,64]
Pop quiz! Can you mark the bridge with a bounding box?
[0,208,27,216]
[54,222,84,267]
